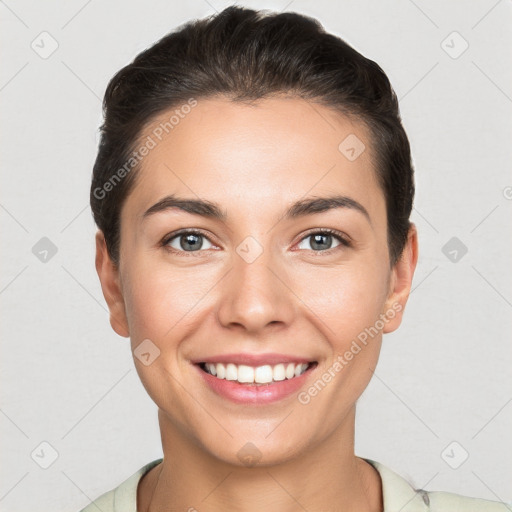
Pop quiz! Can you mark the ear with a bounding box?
[95,230,130,338]
[382,223,419,333]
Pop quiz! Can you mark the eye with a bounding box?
[296,229,351,253]
[161,229,215,254]
[161,228,351,256]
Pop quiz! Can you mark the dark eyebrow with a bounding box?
[284,195,370,223]
[142,194,370,224]
[142,196,228,221]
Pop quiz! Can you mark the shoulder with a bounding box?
[79,489,114,512]
[425,490,510,511]
[364,458,509,512]
[77,458,163,512]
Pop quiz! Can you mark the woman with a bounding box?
[82,6,505,511]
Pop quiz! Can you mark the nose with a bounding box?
[216,241,296,334]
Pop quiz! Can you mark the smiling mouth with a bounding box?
[197,361,318,386]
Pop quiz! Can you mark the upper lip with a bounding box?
[191,353,316,366]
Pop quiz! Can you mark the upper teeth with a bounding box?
[204,362,310,384]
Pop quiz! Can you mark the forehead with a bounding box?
[124,96,383,222]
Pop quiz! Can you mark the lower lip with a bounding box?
[194,364,316,404]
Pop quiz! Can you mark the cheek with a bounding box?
[286,264,389,440]
[121,261,207,415]
[122,248,390,349]
[122,258,207,342]
[294,260,390,346]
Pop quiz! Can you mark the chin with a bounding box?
[196,427,310,468]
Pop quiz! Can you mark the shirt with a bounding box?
[78,457,508,511]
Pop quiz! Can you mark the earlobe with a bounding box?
[95,231,130,338]
[382,224,419,333]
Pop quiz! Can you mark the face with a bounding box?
[96,96,417,467]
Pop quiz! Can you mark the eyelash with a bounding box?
[160,228,352,257]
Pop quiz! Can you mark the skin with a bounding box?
[95,96,418,512]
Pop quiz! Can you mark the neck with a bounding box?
[138,406,383,512]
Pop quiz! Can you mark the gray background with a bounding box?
[1,1,511,510]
